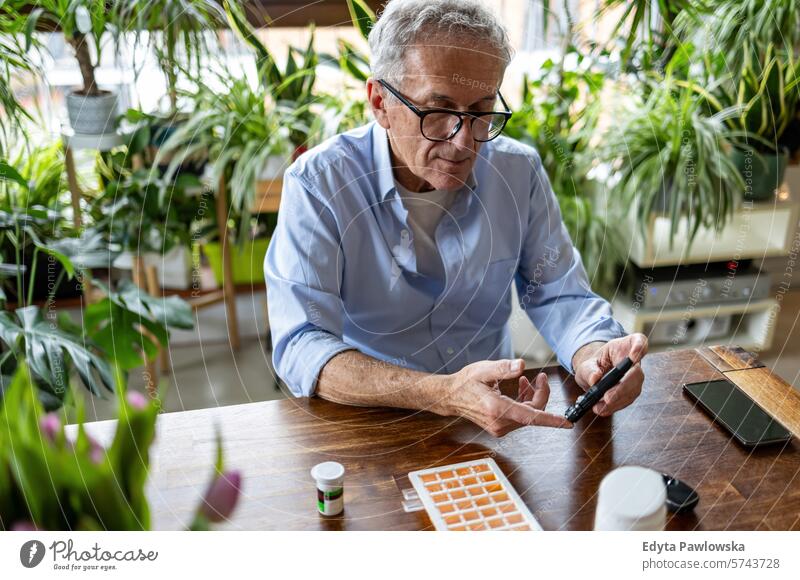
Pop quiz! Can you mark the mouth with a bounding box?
[438,157,471,169]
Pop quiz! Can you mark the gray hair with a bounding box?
[368,0,513,84]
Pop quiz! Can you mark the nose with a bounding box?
[451,118,476,153]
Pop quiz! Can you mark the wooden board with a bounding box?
[725,367,800,440]
[696,345,765,372]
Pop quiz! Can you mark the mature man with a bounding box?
[265,0,647,436]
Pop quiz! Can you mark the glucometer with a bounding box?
[564,356,634,422]
[662,473,699,513]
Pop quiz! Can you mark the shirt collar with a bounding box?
[371,122,478,201]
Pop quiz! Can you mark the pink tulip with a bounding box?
[39,413,61,442]
[199,470,242,523]
[126,390,148,410]
[11,521,38,531]
[88,435,105,464]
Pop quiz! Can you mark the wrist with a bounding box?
[417,372,457,417]
[571,341,605,373]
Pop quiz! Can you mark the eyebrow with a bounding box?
[426,92,498,108]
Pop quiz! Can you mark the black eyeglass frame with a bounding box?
[377,79,513,143]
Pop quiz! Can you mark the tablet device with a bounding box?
[683,378,793,447]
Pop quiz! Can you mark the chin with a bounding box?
[428,170,471,192]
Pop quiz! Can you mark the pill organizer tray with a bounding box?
[408,457,543,531]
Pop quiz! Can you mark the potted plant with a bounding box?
[24,0,120,135]
[505,47,625,296]
[114,0,226,112]
[155,69,300,287]
[223,0,323,156]
[672,1,800,198]
[604,79,745,247]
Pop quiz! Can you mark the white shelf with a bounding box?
[611,297,779,352]
[61,126,125,152]
[621,182,800,268]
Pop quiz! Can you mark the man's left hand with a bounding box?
[571,334,648,417]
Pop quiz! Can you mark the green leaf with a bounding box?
[0,160,29,190]
[0,305,115,398]
[346,0,376,40]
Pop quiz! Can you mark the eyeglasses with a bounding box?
[377,79,512,143]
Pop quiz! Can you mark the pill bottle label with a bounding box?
[317,487,343,516]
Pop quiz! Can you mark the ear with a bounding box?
[367,78,390,129]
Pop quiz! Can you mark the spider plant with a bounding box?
[674,0,800,66]
[604,79,744,247]
[113,0,227,112]
[223,0,321,151]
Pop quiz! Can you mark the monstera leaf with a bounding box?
[0,305,115,401]
[83,280,193,371]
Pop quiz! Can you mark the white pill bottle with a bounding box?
[311,461,345,517]
[594,466,667,531]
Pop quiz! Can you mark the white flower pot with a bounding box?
[66,90,118,135]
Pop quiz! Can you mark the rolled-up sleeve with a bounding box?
[515,152,626,374]
[264,170,354,397]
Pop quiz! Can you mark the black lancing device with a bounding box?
[564,356,634,422]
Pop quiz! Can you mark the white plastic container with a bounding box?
[594,466,667,531]
[311,462,345,517]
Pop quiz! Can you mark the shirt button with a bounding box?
[446,347,455,355]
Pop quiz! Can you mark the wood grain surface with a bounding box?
[74,347,800,531]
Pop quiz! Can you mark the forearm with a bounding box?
[316,350,451,414]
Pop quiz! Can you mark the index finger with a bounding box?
[500,398,573,429]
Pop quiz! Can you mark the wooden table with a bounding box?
[79,347,800,530]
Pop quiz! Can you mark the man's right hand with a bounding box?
[436,359,573,437]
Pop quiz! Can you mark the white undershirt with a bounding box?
[394,180,458,282]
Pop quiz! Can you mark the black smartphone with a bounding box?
[683,378,793,447]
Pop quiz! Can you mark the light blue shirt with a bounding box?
[265,121,626,397]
